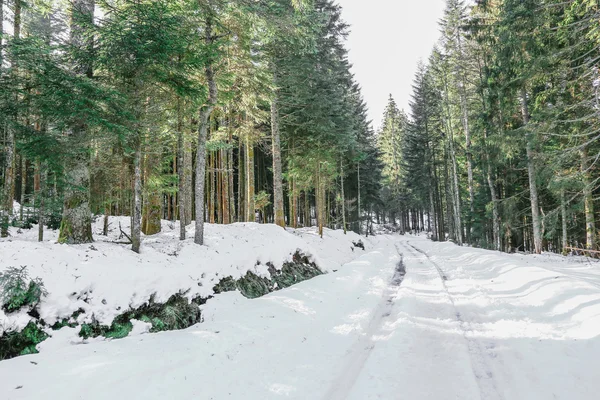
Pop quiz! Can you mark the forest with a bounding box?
[380,0,600,254]
[0,0,382,252]
[2,0,600,256]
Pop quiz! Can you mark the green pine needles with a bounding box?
[0,266,47,313]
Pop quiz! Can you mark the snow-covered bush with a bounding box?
[0,267,47,313]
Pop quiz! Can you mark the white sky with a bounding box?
[339,0,447,130]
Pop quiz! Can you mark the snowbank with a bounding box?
[0,217,373,336]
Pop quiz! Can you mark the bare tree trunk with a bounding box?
[194,16,218,245]
[228,126,235,222]
[36,160,45,242]
[442,76,463,245]
[131,139,142,253]
[581,145,596,249]
[141,142,161,235]
[222,148,230,224]
[561,189,568,254]
[340,159,347,234]
[449,136,463,244]
[487,164,500,251]
[184,123,193,225]
[456,33,475,241]
[246,135,255,222]
[1,0,20,237]
[317,164,324,238]
[291,179,298,228]
[19,155,26,221]
[520,88,543,254]
[238,140,245,222]
[59,0,94,244]
[271,93,285,228]
[177,97,186,240]
[357,162,361,235]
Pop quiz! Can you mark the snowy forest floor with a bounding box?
[1,228,600,399]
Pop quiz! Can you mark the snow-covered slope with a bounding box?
[2,233,599,399]
[0,217,373,335]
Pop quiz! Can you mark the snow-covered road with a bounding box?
[1,235,599,399]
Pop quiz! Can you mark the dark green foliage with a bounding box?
[236,272,273,299]
[51,308,85,330]
[0,322,49,360]
[79,320,133,340]
[215,251,322,298]
[0,267,47,313]
[213,277,238,295]
[78,292,202,339]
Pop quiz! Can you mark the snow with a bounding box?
[1,231,600,399]
[0,216,373,334]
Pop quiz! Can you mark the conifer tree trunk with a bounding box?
[520,88,543,254]
[340,159,347,234]
[271,93,285,228]
[304,191,310,227]
[132,139,142,253]
[58,0,94,244]
[238,140,245,222]
[184,120,193,225]
[442,77,463,245]
[222,148,230,224]
[561,189,568,253]
[1,0,20,237]
[35,160,44,242]
[246,136,255,222]
[487,164,500,251]
[141,144,161,235]
[449,135,463,244]
[19,156,26,221]
[357,162,361,234]
[177,97,186,240]
[292,179,298,228]
[456,34,475,241]
[581,146,596,249]
[194,16,217,246]
[208,152,215,224]
[228,127,235,222]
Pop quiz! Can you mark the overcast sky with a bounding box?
[339,0,447,130]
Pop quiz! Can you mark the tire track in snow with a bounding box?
[322,244,406,400]
[400,240,504,400]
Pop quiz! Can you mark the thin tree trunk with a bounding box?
[194,15,218,245]
[292,179,298,228]
[141,143,161,235]
[449,136,463,244]
[238,140,245,222]
[177,97,186,240]
[357,162,361,235]
[1,0,20,237]
[228,125,235,223]
[271,92,285,227]
[36,161,45,242]
[246,136,255,222]
[456,33,475,241]
[581,145,596,249]
[561,189,568,254]
[340,159,347,234]
[520,88,543,254]
[487,163,500,251]
[19,155,26,221]
[131,139,142,253]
